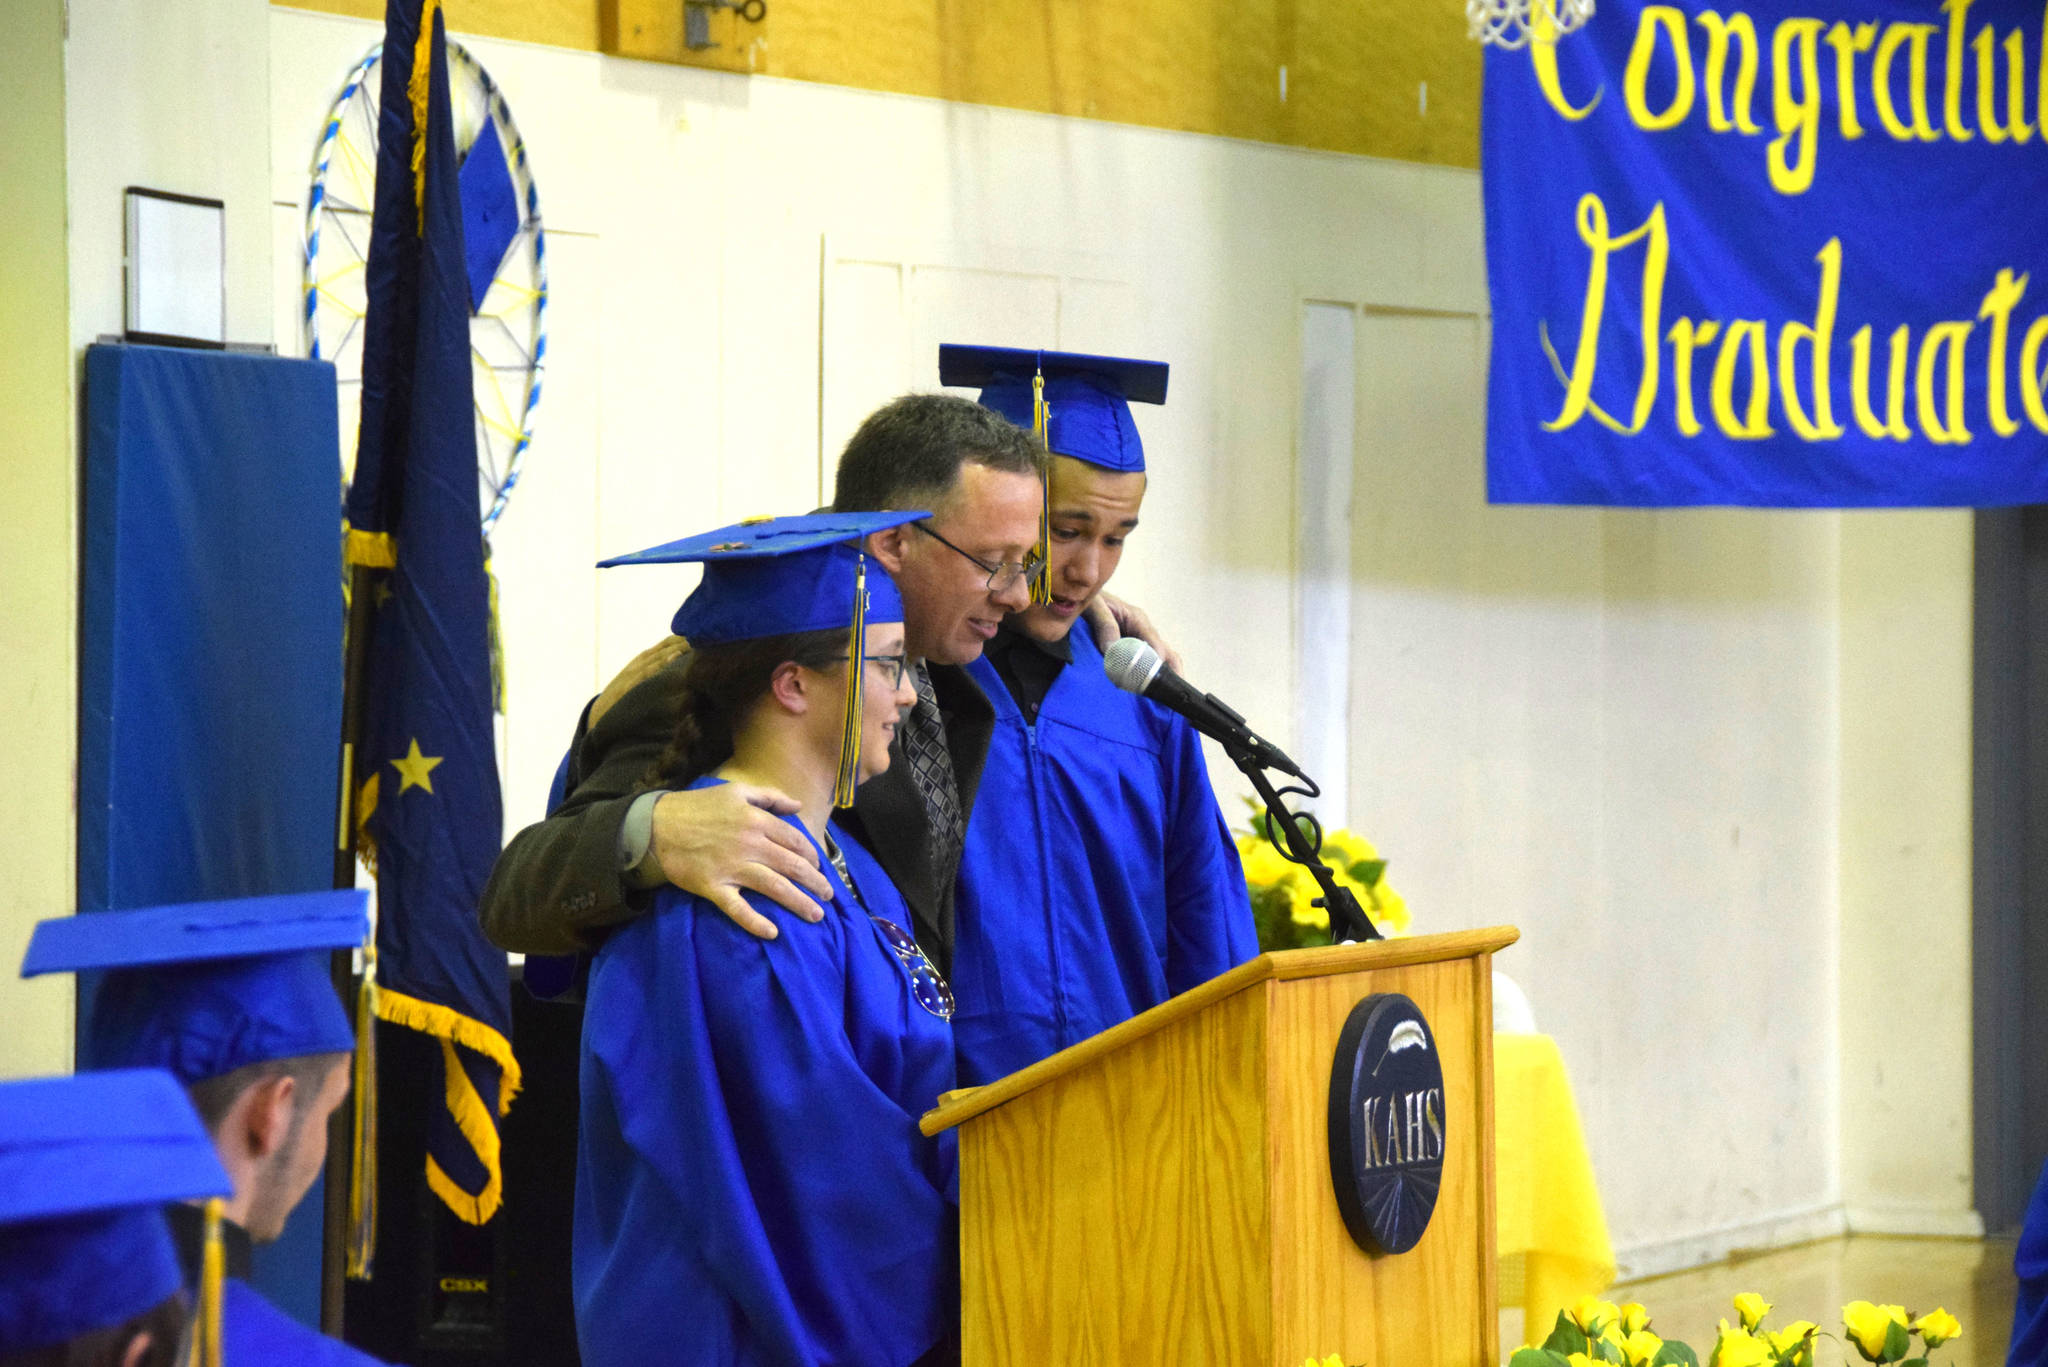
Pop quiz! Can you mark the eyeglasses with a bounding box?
[913,521,1042,593]
[868,916,956,1021]
[861,653,909,688]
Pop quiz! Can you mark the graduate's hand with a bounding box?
[651,784,832,939]
[591,635,689,731]
[1085,593,1184,674]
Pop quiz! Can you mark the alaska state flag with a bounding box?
[345,0,520,1235]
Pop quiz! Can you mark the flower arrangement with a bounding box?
[1236,801,1411,949]
[1505,1294,1963,1367]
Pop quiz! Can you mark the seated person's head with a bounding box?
[833,394,1044,667]
[184,1052,351,1242]
[19,893,370,1243]
[0,1071,232,1367]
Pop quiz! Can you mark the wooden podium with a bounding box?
[922,927,1519,1367]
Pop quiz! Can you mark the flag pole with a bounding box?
[323,558,380,1333]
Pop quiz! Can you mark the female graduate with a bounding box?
[572,512,957,1367]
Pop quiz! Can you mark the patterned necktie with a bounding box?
[901,662,965,880]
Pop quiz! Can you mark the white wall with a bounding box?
[0,0,77,1081]
[262,6,1978,1274]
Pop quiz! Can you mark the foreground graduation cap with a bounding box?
[0,1069,231,1354]
[938,343,1170,474]
[597,510,922,806]
[21,888,370,1082]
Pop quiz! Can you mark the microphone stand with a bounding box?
[1229,749,1382,944]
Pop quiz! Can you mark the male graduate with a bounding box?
[938,344,1256,1084]
[20,890,396,1367]
[2014,1159,2048,1366]
[0,1069,231,1367]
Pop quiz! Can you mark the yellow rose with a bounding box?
[1622,1328,1664,1367]
[1238,838,1293,889]
[1566,1355,1599,1367]
[1733,1293,1772,1332]
[1570,1296,1621,1338]
[1913,1308,1961,1349]
[1294,1356,1343,1367]
[1842,1302,1910,1362]
[1711,1322,1773,1367]
[1767,1322,1818,1363]
[1619,1303,1652,1336]
[1286,871,1331,929]
[1365,879,1412,936]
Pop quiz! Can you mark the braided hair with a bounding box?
[644,629,850,791]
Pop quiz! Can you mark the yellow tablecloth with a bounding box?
[1495,1032,1616,1344]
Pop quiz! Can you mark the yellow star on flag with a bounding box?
[391,738,444,795]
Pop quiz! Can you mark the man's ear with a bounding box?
[867,523,912,576]
[243,1073,299,1161]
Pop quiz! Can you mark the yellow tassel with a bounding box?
[345,945,380,1279]
[833,557,867,808]
[189,1197,225,1367]
[408,0,442,237]
[371,986,523,1225]
[1028,372,1052,605]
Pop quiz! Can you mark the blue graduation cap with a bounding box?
[0,1069,231,1354]
[938,344,1170,475]
[21,889,370,1084]
[597,512,923,806]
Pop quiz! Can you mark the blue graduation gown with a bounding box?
[224,1280,394,1365]
[954,622,1257,1086]
[2013,1159,2048,1366]
[574,779,958,1367]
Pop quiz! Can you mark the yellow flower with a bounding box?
[1767,1322,1818,1362]
[1364,879,1412,936]
[1238,837,1293,890]
[1733,1293,1772,1331]
[1295,1356,1344,1367]
[1842,1302,1910,1362]
[1620,1303,1653,1336]
[1711,1321,1773,1367]
[1570,1296,1621,1338]
[1621,1328,1665,1367]
[1566,1355,1600,1367]
[1913,1308,1961,1348]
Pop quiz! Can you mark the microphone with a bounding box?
[1103,638,1305,778]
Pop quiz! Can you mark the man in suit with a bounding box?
[477,393,1046,970]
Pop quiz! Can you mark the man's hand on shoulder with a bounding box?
[591,635,689,732]
[1085,593,1183,674]
[652,783,834,940]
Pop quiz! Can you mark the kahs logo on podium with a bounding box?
[1327,992,1445,1255]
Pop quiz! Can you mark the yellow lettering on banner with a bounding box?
[1851,325,1914,440]
[1980,270,2030,436]
[1976,27,2034,143]
[2020,317,2048,433]
[1531,0,1603,121]
[1916,321,1975,444]
[1943,0,1977,140]
[1667,318,1722,436]
[1770,19,1826,193]
[1544,195,1669,435]
[1779,239,1845,439]
[1712,320,1775,439]
[1825,22,1878,139]
[1696,11,1763,133]
[1873,23,1942,142]
[1625,8,1696,130]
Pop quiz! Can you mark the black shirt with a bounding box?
[982,622,1072,724]
[166,1200,256,1287]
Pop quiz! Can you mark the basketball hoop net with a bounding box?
[1467,0,1595,49]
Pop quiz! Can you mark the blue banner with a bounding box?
[347,0,519,1229]
[1484,0,2048,505]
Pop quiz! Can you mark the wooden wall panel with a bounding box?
[279,0,1480,167]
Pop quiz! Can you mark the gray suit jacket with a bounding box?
[475,650,994,972]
